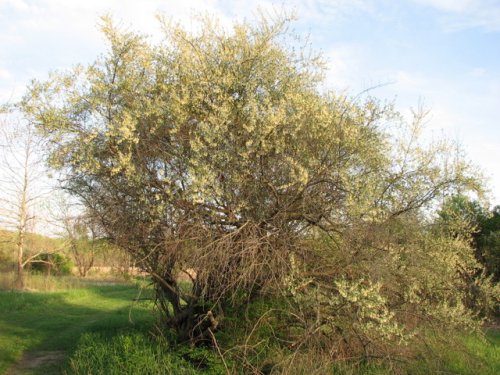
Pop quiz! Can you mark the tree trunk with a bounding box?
[15,162,29,289]
[15,237,24,289]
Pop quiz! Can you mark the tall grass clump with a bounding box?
[404,331,500,375]
[0,271,84,291]
[0,271,135,291]
[68,332,228,375]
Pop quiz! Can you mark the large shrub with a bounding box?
[20,13,497,367]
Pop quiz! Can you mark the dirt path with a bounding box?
[4,307,123,374]
[6,351,66,375]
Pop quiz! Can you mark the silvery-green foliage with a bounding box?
[19,13,496,358]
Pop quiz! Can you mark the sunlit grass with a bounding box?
[68,333,207,375]
[405,330,500,375]
[0,282,155,374]
[0,275,497,374]
[0,270,146,292]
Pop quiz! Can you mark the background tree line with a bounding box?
[438,195,500,281]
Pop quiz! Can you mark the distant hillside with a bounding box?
[0,229,64,270]
[0,229,132,272]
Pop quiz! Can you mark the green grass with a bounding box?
[408,329,500,375]
[0,271,125,291]
[444,330,500,375]
[0,281,155,374]
[0,276,498,374]
[68,333,228,375]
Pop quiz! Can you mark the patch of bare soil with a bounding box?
[6,351,66,375]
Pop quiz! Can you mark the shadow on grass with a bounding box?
[0,284,156,375]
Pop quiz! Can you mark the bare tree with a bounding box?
[0,113,48,288]
[62,210,100,277]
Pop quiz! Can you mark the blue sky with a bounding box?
[1,0,499,205]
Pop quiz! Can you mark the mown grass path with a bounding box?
[0,283,154,374]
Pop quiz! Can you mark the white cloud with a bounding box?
[323,44,365,91]
[470,67,487,77]
[1,0,224,42]
[413,0,476,12]
[214,0,376,27]
[394,71,428,90]
[389,69,500,202]
[294,0,374,20]
[0,68,11,80]
[0,0,29,11]
[412,0,500,31]
[0,0,230,102]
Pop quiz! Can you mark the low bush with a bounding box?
[30,252,73,276]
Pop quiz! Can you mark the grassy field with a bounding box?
[0,277,498,374]
[0,280,155,374]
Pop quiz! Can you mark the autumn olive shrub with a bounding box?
[20,14,497,367]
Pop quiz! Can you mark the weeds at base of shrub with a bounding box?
[67,331,229,375]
